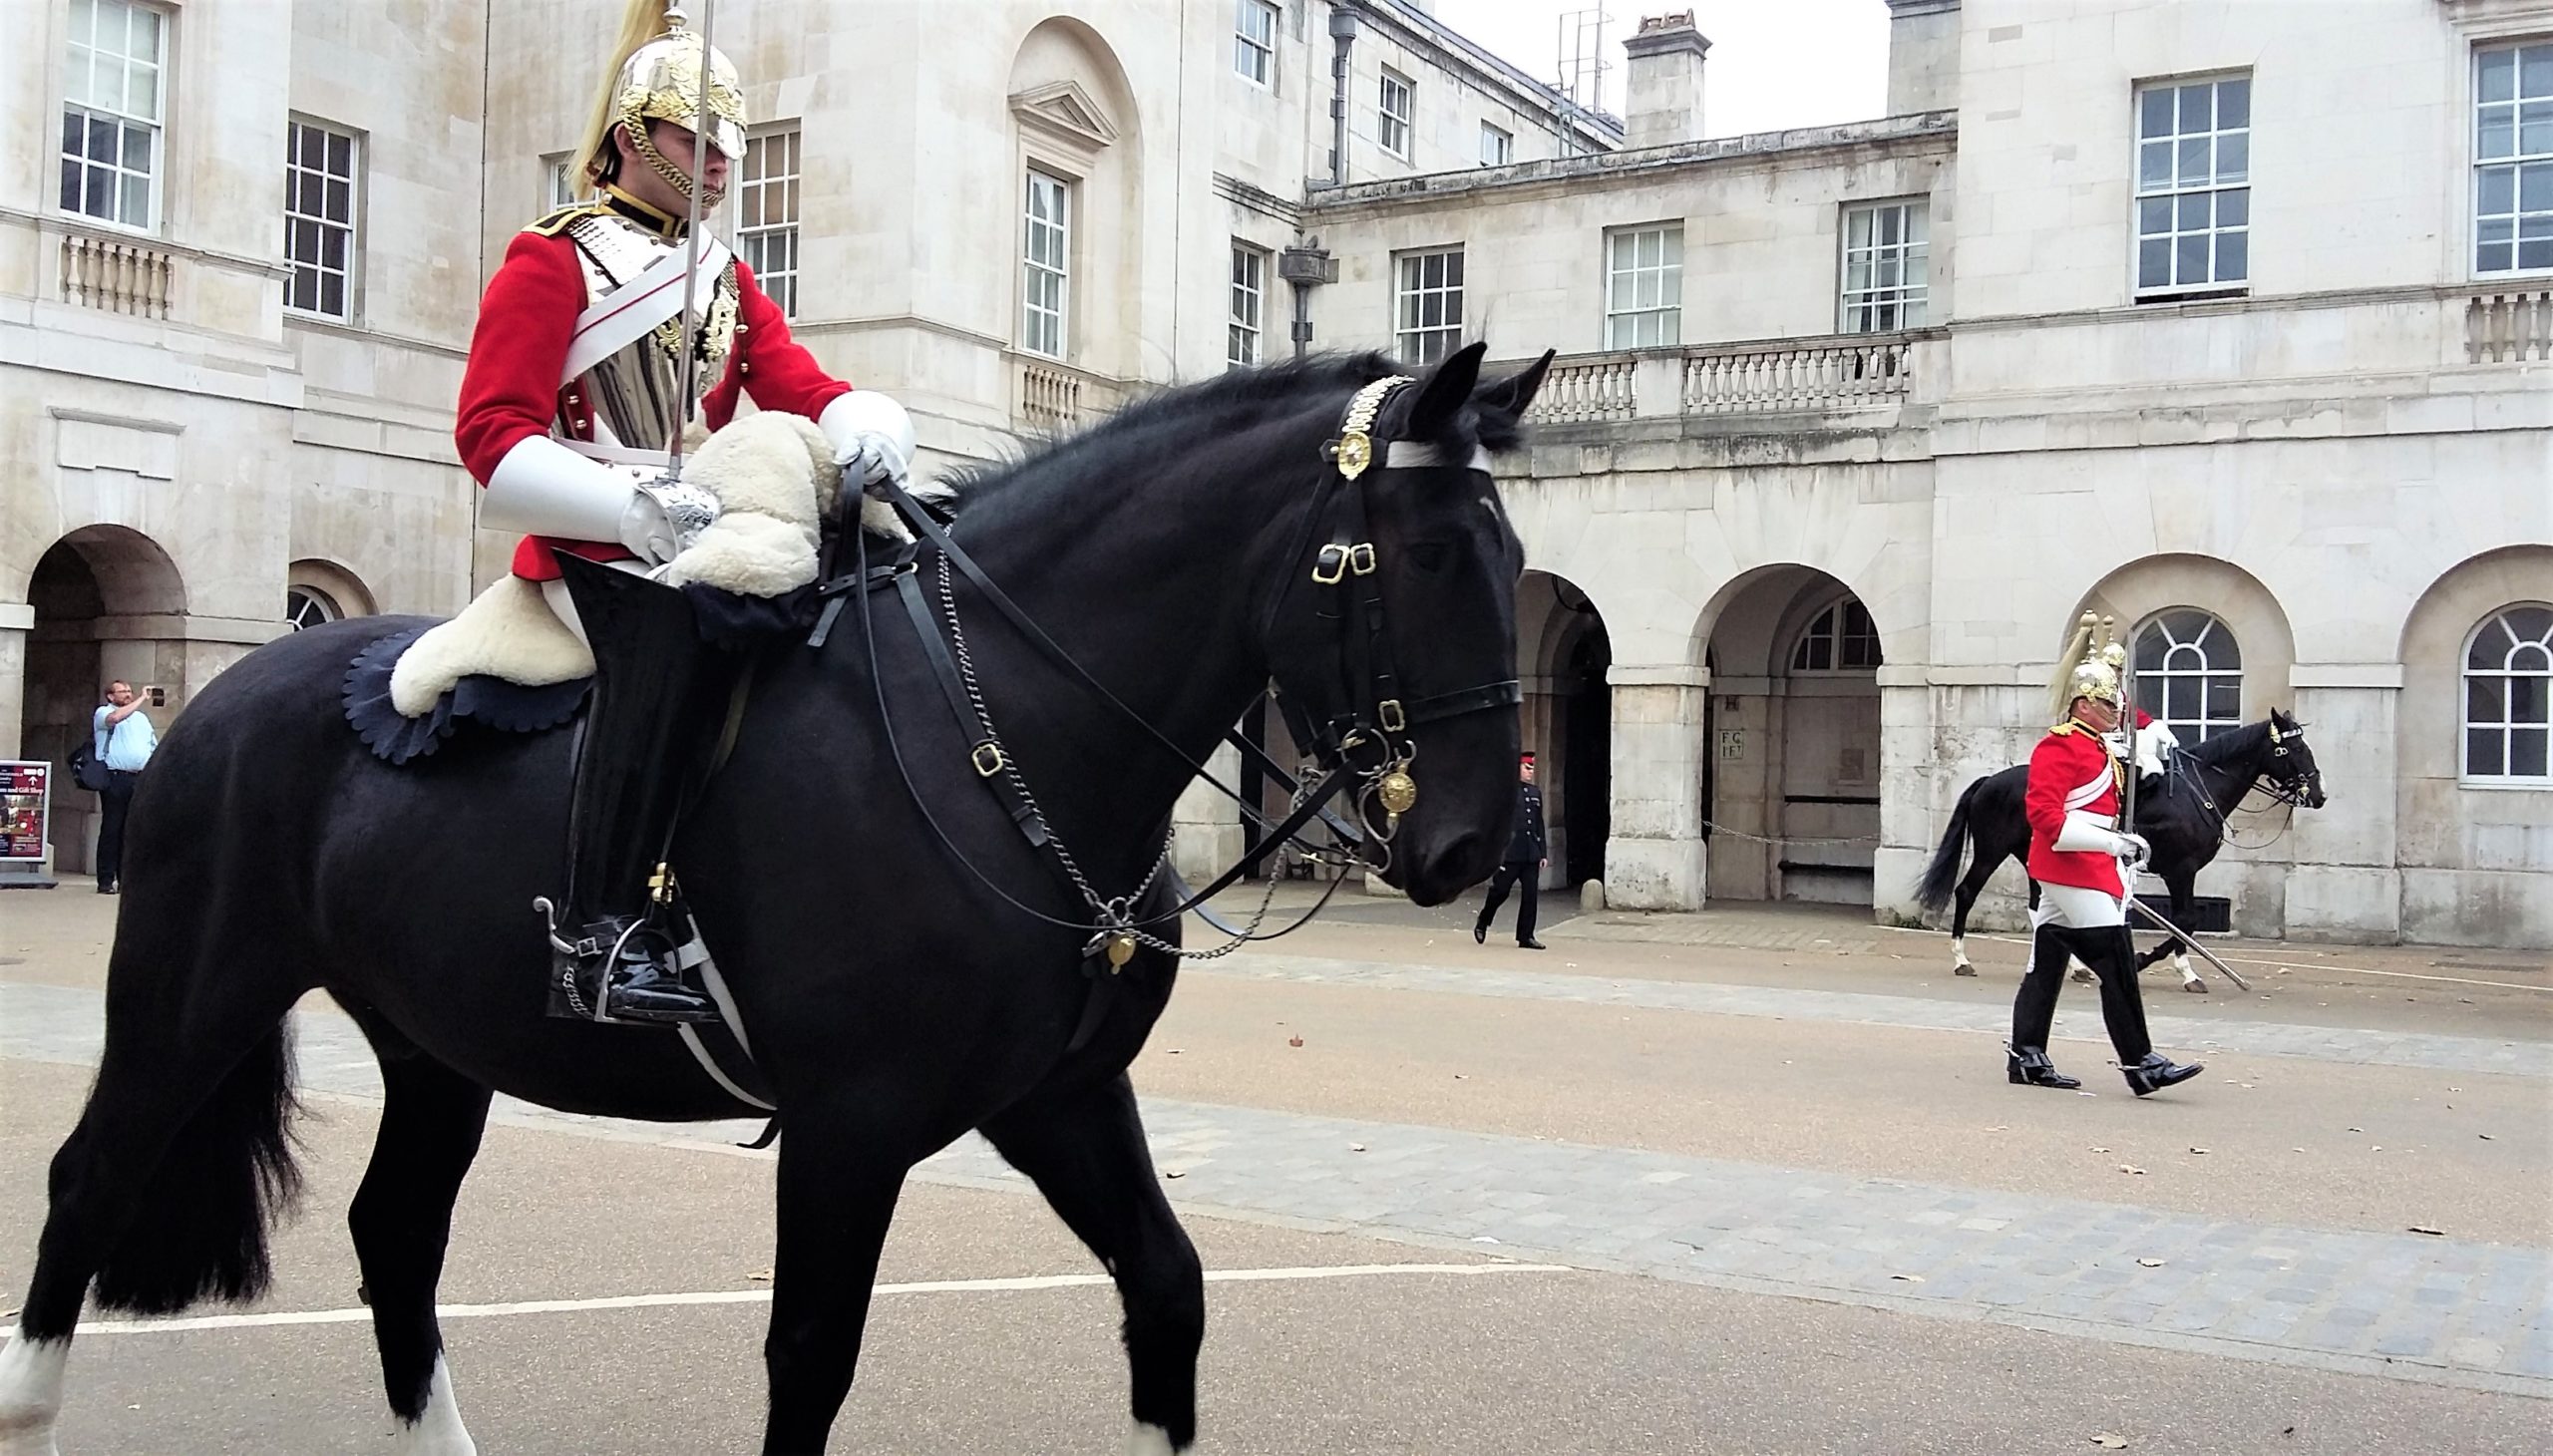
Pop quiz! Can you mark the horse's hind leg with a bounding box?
[1949,851,2004,974]
[981,1073,1205,1455]
[348,1045,494,1454]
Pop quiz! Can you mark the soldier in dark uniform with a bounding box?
[1473,752,1550,949]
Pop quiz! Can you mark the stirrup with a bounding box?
[536,898,721,1026]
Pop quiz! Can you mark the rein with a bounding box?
[816,375,1519,974]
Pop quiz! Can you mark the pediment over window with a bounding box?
[1009,80,1120,151]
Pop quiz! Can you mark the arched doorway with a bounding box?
[1699,566,1883,906]
[1520,570,1611,893]
[19,527,185,875]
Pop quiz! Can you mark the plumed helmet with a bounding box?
[2047,611,2124,721]
[576,2,748,200]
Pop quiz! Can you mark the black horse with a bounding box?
[0,344,1550,1455]
[1914,710,2326,990]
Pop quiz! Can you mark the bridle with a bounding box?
[1256,374,1524,849]
[815,372,1521,999]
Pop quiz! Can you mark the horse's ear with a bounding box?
[1475,349,1555,419]
[1403,341,1487,440]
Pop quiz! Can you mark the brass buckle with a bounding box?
[648,863,677,906]
[1377,699,1406,733]
[1348,543,1377,576]
[971,741,1005,777]
[1311,545,1350,585]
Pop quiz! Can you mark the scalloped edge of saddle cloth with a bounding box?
[388,573,594,718]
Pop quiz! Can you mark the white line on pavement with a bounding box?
[70,1262,1571,1336]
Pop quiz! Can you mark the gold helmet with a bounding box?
[2047,611,2124,721]
[574,2,748,204]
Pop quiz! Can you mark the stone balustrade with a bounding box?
[1531,353,1639,422]
[1680,331,1920,413]
[1016,357,1128,433]
[57,226,174,319]
[2463,286,2553,364]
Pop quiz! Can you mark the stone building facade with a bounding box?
[1297,0,2553,948]
[2,0,2545,947]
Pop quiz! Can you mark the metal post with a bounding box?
[666,0,716,483]
[1327,4,1360,186]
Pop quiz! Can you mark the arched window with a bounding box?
[1789,597,1881,671]
[285,585,339,630]
[2133,609,2241,740]
[2464,604,2552,784]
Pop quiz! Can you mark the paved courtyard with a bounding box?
[1,882,2545,1452]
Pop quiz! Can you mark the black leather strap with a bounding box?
[896,568,1048,849]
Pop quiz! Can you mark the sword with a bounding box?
[665,0,717,485]
[2126,895,2253,991]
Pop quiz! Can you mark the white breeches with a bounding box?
[2029,882,2127,930]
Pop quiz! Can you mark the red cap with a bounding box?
[1519,751,1536,764]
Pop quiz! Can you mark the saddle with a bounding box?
[341,411,911,765]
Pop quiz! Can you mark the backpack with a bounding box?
[69,730,110,792]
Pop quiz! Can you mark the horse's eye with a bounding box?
[1408,543,1453,574]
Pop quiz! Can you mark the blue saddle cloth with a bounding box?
[341,626,590,766]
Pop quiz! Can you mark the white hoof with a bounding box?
[1950,937,1976,975]
[1127,1421,1181,1455]
[0,1336,67,1456]
[391,1356,477,1455]
[2182,977,2210,993]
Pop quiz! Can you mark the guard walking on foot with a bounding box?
[1475,751,1549,949]
[2007,615,2205,1098]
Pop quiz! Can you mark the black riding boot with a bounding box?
[541,556,729,1026]
[2006,1045,2080,1089]
[2123,1051,2205,1097]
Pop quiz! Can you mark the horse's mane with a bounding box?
[2180,714,2291,767]
[939,352,1404,512]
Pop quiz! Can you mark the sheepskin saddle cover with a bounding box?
[344,412,875,765]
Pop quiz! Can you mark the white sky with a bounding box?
[1423,0,1892,139]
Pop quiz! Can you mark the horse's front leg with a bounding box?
[761,1113,911,1456]
[2152,869,2207,992]
[981,1072,1204,1454]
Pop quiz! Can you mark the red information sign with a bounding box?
[2,761,50,863]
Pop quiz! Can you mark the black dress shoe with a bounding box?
[2123,1052,2203,1097]
[1517,938,1547,950]
[1473,923,1487,944]
[2006,1046,2080,1089]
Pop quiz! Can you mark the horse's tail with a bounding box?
[90,1023,303,1315]
[1913,776,1986,913]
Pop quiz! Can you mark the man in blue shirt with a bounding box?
[92,680,157,895]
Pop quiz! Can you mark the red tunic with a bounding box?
[454,226,852,579]
[2022,721,2128,898]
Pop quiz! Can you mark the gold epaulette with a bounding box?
[2047,721,2081,737]
[524,202,605,238]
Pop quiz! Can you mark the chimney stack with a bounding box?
[1623,13,1709,148]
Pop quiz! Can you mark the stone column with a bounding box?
[1172,737,1246,887]
[2281,666,2403,943]
[0,602,30,759]
[1607,662,1707,910]
[1872,664,1935,923]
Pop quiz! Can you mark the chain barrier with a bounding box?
[1700,821,1880,848]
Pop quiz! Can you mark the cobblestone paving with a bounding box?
[1199,953,2553,1079]
[3,982,2544,1397]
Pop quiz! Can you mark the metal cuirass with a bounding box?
[560,210,739,455]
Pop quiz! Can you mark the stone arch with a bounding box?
[286,557,378,625]
[2394,546,2553,946]
[1693,562,1886,906]
[2073,552,2298,735]
[1518,569,1612,888]
[15,526,188,874]
[1005,17,1142,382]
